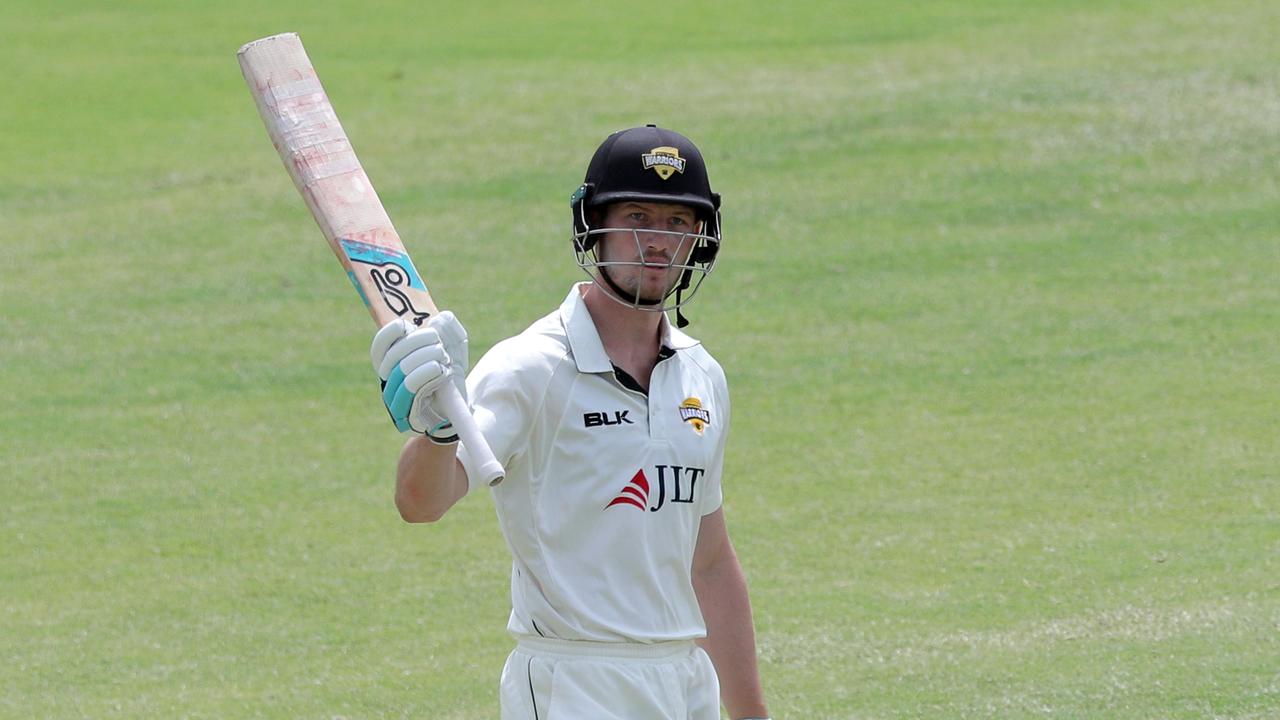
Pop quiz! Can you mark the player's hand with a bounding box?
[370,311,469,441]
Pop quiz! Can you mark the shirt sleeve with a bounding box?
[698,386,729,516]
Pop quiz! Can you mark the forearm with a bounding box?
[395,434,468,522]
[693,546,768,719]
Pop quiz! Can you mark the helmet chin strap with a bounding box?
[674,268,694,328]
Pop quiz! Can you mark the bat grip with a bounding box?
[437,383,505,487]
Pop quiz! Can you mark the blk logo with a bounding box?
[605,465,704,512]
[584,410,634,428]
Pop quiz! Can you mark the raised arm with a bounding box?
[395,437,468,522]
[371,312,473,522]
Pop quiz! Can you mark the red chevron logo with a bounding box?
[605,469,650,510]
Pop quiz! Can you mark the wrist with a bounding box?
[425,419,459,445]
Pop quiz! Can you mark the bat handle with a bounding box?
[437,383,505,487]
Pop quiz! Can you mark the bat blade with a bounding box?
[237,32,435,328]
[238,32,504,486]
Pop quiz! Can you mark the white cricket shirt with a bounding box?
[457,283,729,643]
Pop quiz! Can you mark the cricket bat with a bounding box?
[238,32,504,487]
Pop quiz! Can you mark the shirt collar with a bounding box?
[560,282,700,374]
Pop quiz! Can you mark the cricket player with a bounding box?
[371,125,770,719]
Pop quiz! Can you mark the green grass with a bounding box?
[3,1,1278,717]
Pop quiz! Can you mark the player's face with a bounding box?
[596,201,700,305]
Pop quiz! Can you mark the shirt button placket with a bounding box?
[648,364,665,442]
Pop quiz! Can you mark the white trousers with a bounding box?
[499,637,721,720]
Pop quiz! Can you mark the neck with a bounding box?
[581,282,664,372]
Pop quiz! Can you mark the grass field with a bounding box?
[3,1,1278,717]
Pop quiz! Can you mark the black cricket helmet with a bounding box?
[570,125,722,323]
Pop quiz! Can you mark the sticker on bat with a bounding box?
[339,238,432,326]
[346,270,371,307]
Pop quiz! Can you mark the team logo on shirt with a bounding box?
[606,465,704,512]
[641,146,686,180]
[678,397,711,435]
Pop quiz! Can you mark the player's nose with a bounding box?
[641,240,676,264]
[639,225,678,247]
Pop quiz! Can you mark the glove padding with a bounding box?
[370,311,469,440]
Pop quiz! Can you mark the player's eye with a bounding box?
[628,212,647,223]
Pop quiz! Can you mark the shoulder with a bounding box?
[675,342,728,388]
[471,309,573,386]
[663,323,726,387]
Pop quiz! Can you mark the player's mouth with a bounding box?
[640,254,673,269]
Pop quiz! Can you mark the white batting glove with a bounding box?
[370,311,469,441]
